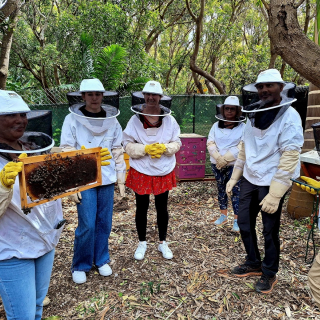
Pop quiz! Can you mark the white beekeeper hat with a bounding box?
[215,96,245,123]
[243,69,295,92]
[0,90,30,115]
[80,79,105,92]
[142,81,163,96]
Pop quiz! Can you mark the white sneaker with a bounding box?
[72,271,86,284]
[134,241,147,260]
[158,241,173,259]
[98,263,112,276]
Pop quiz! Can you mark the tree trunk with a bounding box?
[302,83,320,153]
[267,0,320,87]
[0,1,21,89]
[187,0,225,94]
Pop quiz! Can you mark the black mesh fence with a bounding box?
[29,88,309,174]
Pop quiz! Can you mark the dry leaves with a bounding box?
[0,182,317,319]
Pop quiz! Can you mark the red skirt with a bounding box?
[125,167,177,195]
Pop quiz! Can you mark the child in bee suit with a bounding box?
[226,69,303,294]
[60,79,126,284]
[207,96,245,232]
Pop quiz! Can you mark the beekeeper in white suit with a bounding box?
[60,78,126,284]
[207,96,245,232]
[123,81,181,261]
[0,90,63,320]
[226,69,303,294]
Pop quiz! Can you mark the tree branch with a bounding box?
[185,0,197,22]
[294,0,306,9]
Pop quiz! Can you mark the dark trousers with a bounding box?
[238,178,285,277]
[135,191,169,242]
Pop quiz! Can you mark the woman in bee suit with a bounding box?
[123,81,181,261]
[226,69,304,294]
[0,90,63,319]
[207,96,245,232]
[60,79,126,284]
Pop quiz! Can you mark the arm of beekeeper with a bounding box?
[0,184,13,218]
[0,154,26,217]
[207,124,227,169]
[226,140,246,197]
[122,121,146,159]
[163,119,181,156]
[223,141,241,163]
[308,253,320,309]
[112,124,127,197]
[260,117,304,214]
[60,115,77,151]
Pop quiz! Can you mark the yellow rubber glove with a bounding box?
[100,148,112,166]
[145,143,166,158]
[300,176,320,189]
[0,153,27,189]
[295,182,317,195]
[81,146,111,166]
[145,144,155,155]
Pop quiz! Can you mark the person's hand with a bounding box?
[81,146,112,166]
[0,153,27,189]
[118,183,126,197]
[69,192,82,204]
[145,143,166,158]
[100,148,112,166]
[215,155,228,170]
[226,178,237,198]
[259,193,281,214]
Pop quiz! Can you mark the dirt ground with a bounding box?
[1,181,319,319]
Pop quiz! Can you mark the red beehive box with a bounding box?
[175,134,207,179]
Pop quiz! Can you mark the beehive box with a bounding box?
[175,134,207,180]
[19,147,102,212]
[174,164,206,179]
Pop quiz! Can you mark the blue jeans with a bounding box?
[0,250,55,320]
[72,184,114,272]
[211,164,240,215]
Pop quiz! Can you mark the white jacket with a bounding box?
[207,122,245,165]
[0,157,63,260]
[60,113,125,185]
[243,106,304,186]
[123,115,181,176]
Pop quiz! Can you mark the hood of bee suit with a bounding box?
[67,90,120,135]
[131,91,172,117]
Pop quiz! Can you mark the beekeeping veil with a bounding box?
[0,90,54,160]
[67,79,120,135]
[131,81,172,116]
[215,96,245,123]
[242,69,296,130]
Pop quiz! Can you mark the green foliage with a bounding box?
[94,45,127,90]
[53,128,61,146]
[5,0,316,94]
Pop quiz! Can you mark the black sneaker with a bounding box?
[255,274,278,294]
[231,264,262,277]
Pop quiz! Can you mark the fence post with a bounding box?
[193,94,196,133]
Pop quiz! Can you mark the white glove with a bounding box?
[215,154,228,170]
[118,184,126,197]
[226,168,243,198]
[260,180,290,214]
[69,192,82,204]
[117,171,126,198]
[259,193,281,214]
